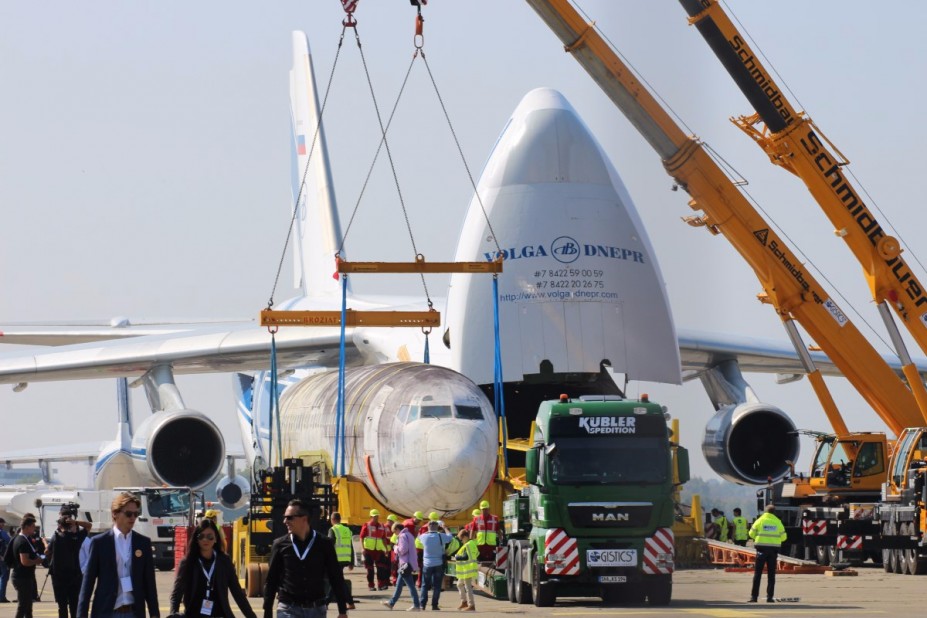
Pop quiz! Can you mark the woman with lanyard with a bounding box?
[169,519,256,618]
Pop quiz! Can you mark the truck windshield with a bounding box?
[549,436,669,485]
[145,490,191,518]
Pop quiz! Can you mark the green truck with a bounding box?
[502,394,688,606]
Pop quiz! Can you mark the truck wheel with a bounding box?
[886,547,897,574]
[903,549,924,575]
[532,560,555,607]
[883,522,894,572]
[647,575,672,606]
[913,555,927,575]
[893,549,904,574]
[506,547,516,603]
[803,545,814,562]
[514,551,532,604]
[815,545,830,566]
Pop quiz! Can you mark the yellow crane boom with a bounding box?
[678,0,927,408]
[523,0,927,435]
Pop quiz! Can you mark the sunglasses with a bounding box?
[283,513,307,521]
[121,511,141,518]
[198,534,216,541]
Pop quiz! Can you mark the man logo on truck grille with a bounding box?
[592,512,630,522]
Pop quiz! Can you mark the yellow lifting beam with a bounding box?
[336,257,502,274]
[260,309,440,328]
[260,257,501,328]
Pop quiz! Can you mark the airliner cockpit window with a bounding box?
[455,405,484,420]
[397,404,411,424]
[421,405,453,419]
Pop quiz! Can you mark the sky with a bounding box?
[1,1,927,485]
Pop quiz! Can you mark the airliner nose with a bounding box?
[448,86,681,389]
[424,421,496,511]
[480,87,612,189]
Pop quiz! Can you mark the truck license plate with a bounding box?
[598,575,626,583]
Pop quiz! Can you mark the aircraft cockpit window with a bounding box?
[397,404,411,424]
[406,405,420,422]
[455,405,484,420]
[421,405,452,419]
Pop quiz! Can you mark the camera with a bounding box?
[58,502,80,523]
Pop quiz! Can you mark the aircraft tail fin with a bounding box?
[289,31,347,299]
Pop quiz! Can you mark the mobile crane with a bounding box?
[677,0,927,572]
[679,0,927,402]
[523,0,927,563]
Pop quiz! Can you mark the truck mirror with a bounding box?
[676,446,690,485]
[525,447,539,485]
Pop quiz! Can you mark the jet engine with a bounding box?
[215,456,249,509]
[216,474,250,509]
[702,402,799,485]
[131,410,225,489]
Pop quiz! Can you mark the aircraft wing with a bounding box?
[0,321,919,386]
[0,319,248,346]
[0,442,105,464]
[0,323,361,384]
[678,327,927,381]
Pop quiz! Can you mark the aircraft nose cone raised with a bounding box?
[424,422,495,509]
[481,87,611,188]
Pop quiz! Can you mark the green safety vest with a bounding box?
[362,521,389,552]
[331,524,353,564]
[715,515,729,542]
[454,540,479,580]
[732,516,749,541]
[444,537,461,557]
[749,513,787,548]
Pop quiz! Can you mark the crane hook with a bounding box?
[414,13,424,49]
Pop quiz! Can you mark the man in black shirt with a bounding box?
[47,505,91,618]
[263,499,348,618]
[11,516,44,618]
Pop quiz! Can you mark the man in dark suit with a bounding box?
[77,492,159,618]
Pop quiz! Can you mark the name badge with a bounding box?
[120,576,134,593]
[200,598,214,615]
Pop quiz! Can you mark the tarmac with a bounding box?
[5,564,925,617]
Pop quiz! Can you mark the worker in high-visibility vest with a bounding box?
[359,508,390,591]
[386,514,401,585]
[470,500,502,562]
[327,511,356,610]
[748,504,787,603]
[453,529,479,611]
[731,508,749,547]
[710,508,729,543]
[402,511,423,536]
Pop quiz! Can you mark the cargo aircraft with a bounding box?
[0,33,915,514]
